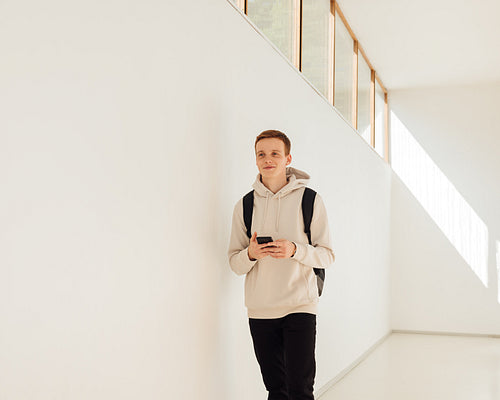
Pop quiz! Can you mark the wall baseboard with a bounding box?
[392,329,500,339]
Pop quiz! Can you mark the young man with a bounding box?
[228,130,335,400]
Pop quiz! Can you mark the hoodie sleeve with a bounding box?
[228,198,258,276]
[292,193,335,269]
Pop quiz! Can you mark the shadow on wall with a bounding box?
[390,111,490,290]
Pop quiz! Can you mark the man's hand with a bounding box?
[267,239,296,259]
[248,232,296,260]
[248,232,278,261]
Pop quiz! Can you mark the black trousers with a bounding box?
[249,313,316,400]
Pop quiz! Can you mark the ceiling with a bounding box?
[336,0,500,90]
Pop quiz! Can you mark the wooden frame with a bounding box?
[375,75,387,97]
[330,0,336,105]
[334,2,357,44]
[234,0,246,13]
[295,0,302,70]
[359,46,375,71]
[353,40,359,129]
[384,92,389,163]
[370,70,376,147]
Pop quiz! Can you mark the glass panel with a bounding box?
[334,15,354,124]
[247,0,297,63]
[374,80,386,158]
[357,54,371,144]
[302,0,331,98]
[232,0,244,11]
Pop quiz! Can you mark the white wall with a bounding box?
[390,84,500,334]
[0,0,392,398]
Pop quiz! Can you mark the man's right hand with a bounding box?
[248,232,275,261]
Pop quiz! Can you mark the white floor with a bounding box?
[319,332,500,400]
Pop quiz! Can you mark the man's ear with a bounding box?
[286,154,292,165]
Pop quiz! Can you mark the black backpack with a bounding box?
[242,187,326,296]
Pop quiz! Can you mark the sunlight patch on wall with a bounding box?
[391,111,489,287]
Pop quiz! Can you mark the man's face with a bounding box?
[255,138,292,179]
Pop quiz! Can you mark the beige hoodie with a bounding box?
[228,167,335,319]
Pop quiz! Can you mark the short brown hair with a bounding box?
[255,130,291,155]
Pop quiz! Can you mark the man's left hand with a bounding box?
[266,239,296,259]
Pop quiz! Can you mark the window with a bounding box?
[301,0,332,99]
[236,0,390,162]
[334,13,355,125]
[357,53,371,144]
[374,78,386,158]
[247,0,299,64]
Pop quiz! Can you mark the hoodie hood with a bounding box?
[252,167,310,197]
[252,167,310,233]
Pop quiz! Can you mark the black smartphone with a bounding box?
[257,236,274,246]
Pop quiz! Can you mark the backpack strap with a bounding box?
[301,187,316,245]
[302,187,326,296]
[243,190,254,239]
